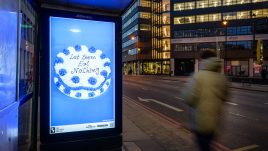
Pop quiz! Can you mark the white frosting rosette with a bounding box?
[53,45,111,99]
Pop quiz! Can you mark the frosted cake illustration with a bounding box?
[53,45,111,99]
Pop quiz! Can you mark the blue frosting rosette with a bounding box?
[53,45,111,99]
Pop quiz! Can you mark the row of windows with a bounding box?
[174,9,268,24]
[140,0,151,7]
[174,26,251,38]
[122,0,151,20]
[174,41,252,51]
[122,1,138,20]
[163,15,170,24]
[123,12,151,29]
[128,48,138,55]
[123,13,139,29]
[123,36,138,48]
[140,24,151,31]
[140,12,151,19]
[122,24,151,40]
[174,0,268,11]
[163,26,171,37]
[163,3,170,12]
[123,25,138,39]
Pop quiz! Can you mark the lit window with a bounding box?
[196,15,209,22]
[252,9,268,18]
[163,3,170,11]
[174,16,195,24]
[253,0,268,3]
[174,3,184,11]
[237,11,250,19]
[209,0,221,7]
[162,52,170,59]
[185,16,195,24]
[238,0,250,4]
[223,0,236,6]
[184,2,195,10]
[140,24,151,31]
[197,0,209,9]
[162,39,170,51]
[209,13,221,21]
[140,12,151,19]
[162,26,170,37]
[162,14,170,24]
[140,0,151,7]
[174,17,184,24]
[223,12,237,20]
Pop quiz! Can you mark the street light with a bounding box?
[222,20,228,75]
[131,36,139,75]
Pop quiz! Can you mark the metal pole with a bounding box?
[225,25,227,75]
[252,16,256,77]
[136,41,138,75]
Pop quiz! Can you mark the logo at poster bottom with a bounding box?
[53,45,111,99]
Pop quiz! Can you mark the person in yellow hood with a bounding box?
[182,50,229,151]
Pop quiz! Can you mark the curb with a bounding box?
[123,95,232,151]
[230,86,268,92]
[126,75,268,92]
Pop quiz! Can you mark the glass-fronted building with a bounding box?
[122,0,268,76]
[172,0,268,76]
[122,0,171,75]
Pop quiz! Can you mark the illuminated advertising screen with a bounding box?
[49,16,115,134]
[0,9,18,110]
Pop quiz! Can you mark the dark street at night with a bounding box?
[123,75,268,151]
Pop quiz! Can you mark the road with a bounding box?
[123,76,268,151]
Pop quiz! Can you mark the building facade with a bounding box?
[122,0,171,75]
[122,0,268,77]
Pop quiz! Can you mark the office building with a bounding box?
[122,0,268,77]
[122,0,171,75]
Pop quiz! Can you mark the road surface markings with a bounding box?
[265,102,268,105]
[175,97,184,101]
[123,95,182,128]
[233,144,259,151]
[138,97,184,112]
[229,112,247,118]
[142,87,148,91]
[225,102,238,106]
[123,95,231,151]
[231,90,266,97]
[229,112,259,121]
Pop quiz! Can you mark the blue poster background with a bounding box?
[50,17,115,127]
[0,11,17,110]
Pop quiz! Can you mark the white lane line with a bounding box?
[265,102,268,105]
[231,90,266,97]
[225,102,238,106]
[142,87,148,91]
[138,97,184,112]
[233,144,259,151]
[229,112,247,118]
[175,97,184,101]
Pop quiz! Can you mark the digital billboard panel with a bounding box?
[49,16,115,134]
[0,8,18,110]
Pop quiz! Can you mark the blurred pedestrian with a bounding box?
[182,50,229,151]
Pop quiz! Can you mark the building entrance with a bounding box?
[174,59,194,76]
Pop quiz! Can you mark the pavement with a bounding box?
[122,75,268,151]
